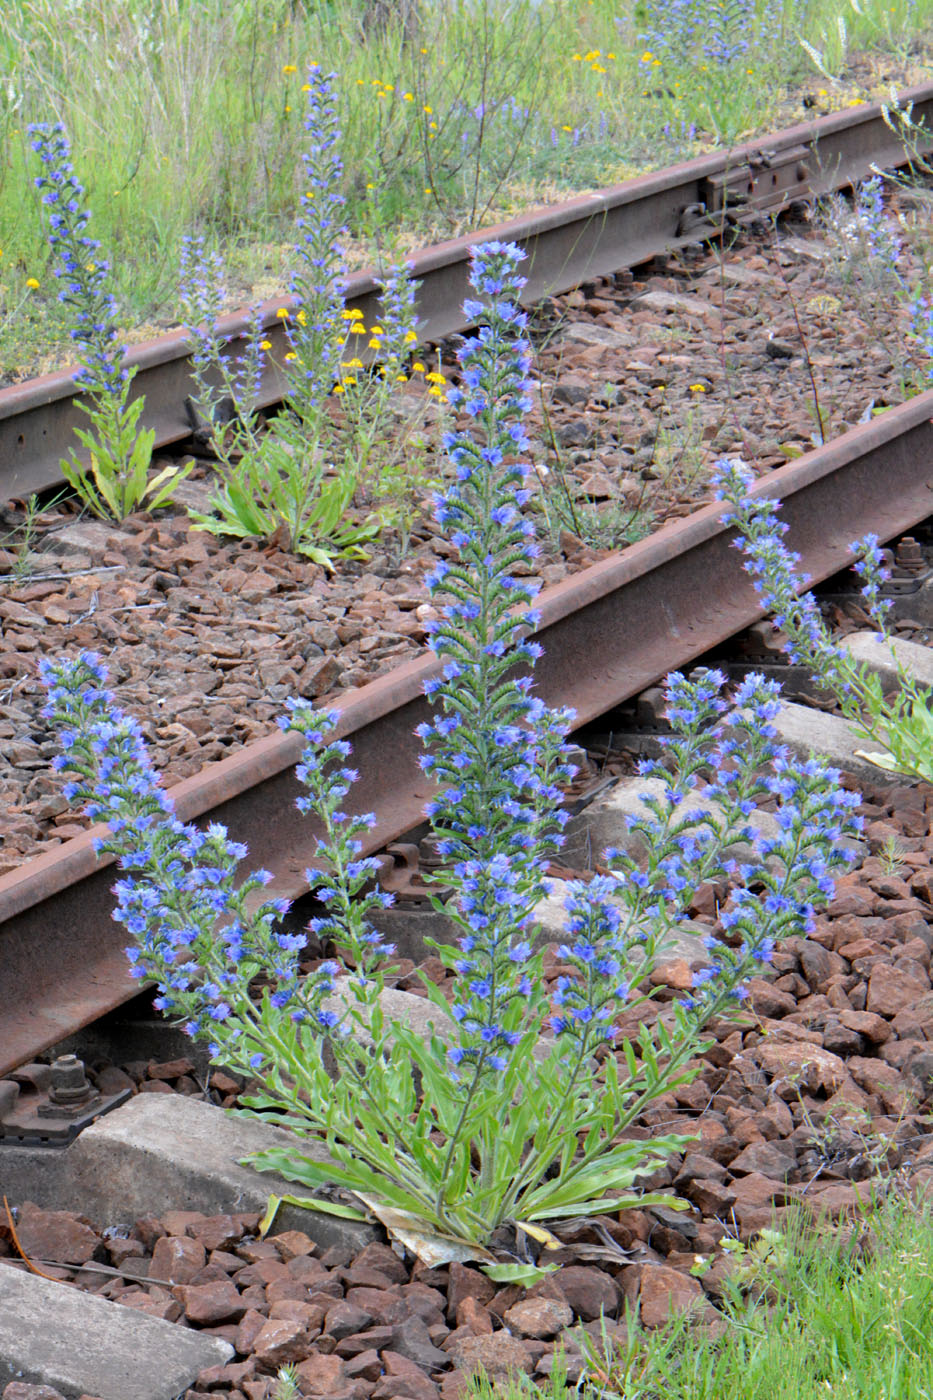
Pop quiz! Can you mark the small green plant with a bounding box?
[877,831,909,876]
[27,122,190,520]
[718,1226,792,1290]
[269,1365,301,1400]
[176,76,389,569]
[0,489,65,581]
[191,415,380,569]
[717,458,933,784]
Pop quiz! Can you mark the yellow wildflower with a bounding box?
[282,64,297,74]
[412,361,426,373]
[284,351,297,361]
[425,371,446,384]
[260,340,272,351]
[276,307,289,319]
[689,383,707,392]
[404,330,418,343]
[26,277,39,289]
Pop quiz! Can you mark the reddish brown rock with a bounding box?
[146,1056,196,1081]
[728,1140,796,1179]
[268,1231,317,1262]
[195,1359,258,1391]
[345,1350,383,1382]
[353,1244,410,1283]
[675,1153,729,1185]
[294,1353,349,1395]
[838,1009,891,1043]
[345,1288,411,1327]
[239,1258,289,1287]
[335,1326,397,1359]
[447,1333,534,1380]
[445,1264,495,1321]
[326,1300,376,1339]
[684,1178,738,1215]
[867,962,930,1017]
[234,1308,270,1356]
[150,1233,207,1284]
[544,1265,619,1321]
[378,1351,442,1400]
[454,1297,493,1335]
[746,978,797,1017]
[251,1318,314,1367]
[503,1297,573,1339]
[266,1278,314,1306]
[729,1172,793,1211]
[163,1210,207,1237]
[176,1278,248,1325]
[188,1214,243,1253]
[389,1315,449,1370]
[268,1300,326,1330]
[801,1182,866,1221]
[288,1255,328,1284]
[755,1041,849,1095]
[628,1264,709,1328]
[13,1203,100,1265]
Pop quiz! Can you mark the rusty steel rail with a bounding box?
[3,83,933,500]
[1,393,932,1072]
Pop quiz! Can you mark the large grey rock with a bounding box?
[843,631,933,689]
[1,1094,374,1254]
[562,775,784,870]
[533,889,710,967]
[769,700,905,784]
[322,979,455,1049]
[0,1266,232,1400]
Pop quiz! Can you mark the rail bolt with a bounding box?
[48,1053,93,1105]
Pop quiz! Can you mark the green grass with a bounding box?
[467,1195,933,1400]
[2,0,933,383]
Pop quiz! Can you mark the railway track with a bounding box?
[2,89,933,1075]
[4,82,933,500]
[2,396,931,1076]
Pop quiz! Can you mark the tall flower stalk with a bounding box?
[41,247,860,1261]
[28,122,188,519]
[283,64,348,425]
[716,456,933,782]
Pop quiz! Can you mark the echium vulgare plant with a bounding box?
[178,234,266,456]
[41,244,862,1264]
[27,123,189,520]
[716,456,933,782]
[281,64,348,426]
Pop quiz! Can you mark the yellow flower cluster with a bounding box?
[572,47,615,73]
